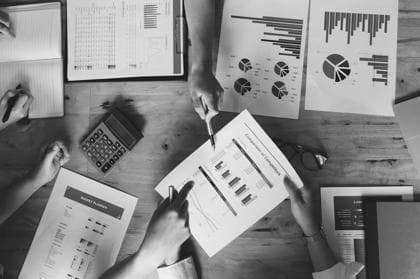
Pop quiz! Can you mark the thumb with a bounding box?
[44,143,60,163]
[284,176,302,203]
[203,92,219,114]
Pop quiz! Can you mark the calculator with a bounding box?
[80,109,143,174]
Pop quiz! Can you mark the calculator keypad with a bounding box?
[81,124,129,174]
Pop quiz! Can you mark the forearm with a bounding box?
[0,174,44,225]
[184,0,215,71]
[306,233,338,272]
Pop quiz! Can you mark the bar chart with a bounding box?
[144,4,159,29]
[359,54,389,85]
[231,15,304,59]
[324,11,391,45]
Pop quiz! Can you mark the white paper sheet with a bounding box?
[305,0,398,116]
[321,186,413,267]
[155,110,303,257]
[0,3,63,119]
[0,59,63,118]
[0,3,62,62]
[216,0,309,119]
[67,0,183,80]
[19,168,138,279]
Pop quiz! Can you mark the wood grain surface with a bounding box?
[0,0,419,278]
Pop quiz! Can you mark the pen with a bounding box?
[200,98,216,150]
[2,85,22,123]
[169,185,174,202]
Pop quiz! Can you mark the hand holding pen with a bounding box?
[0,86,33,132]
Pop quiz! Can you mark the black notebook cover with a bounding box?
[365,201,420,279]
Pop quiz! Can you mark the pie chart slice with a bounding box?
[274,61,289,77]
[234,78,252,95]
[272,81,288,99]
[238,58,252,72]
[323,54,351,82]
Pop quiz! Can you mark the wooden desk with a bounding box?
[1,0,420,278]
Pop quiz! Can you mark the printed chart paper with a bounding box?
[19,168,138,279]
[305,0,398,116]
[67,0,183,80]
[155,110,303,257]
[320,186,412,277]
[216,0,309,119]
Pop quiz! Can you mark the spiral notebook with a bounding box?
[0,2,63,119]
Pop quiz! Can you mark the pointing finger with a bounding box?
[174,181,194,209]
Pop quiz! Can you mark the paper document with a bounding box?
[394,96,420,174]
[67,0,183,81]
[19,168,138,279]
[216,0,309,119]
[321,186,413,278]
[305,0,398,116]
[155,110,303,257]
[0,3,64,119]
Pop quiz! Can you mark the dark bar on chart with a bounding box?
[215,161,223,170]
[241,194,256,206]
[199,166,238,216]
[229,177,241,188]
[235,184,248,196]
[231,14,303,59]
[324,11,391,45]
[359,54,389,85]
[222,170,231,179]
[232,139,273,188]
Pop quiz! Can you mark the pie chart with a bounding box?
[238,58,252,72]
[234,78,252,95]
[274,61,289,77]
[272,81,288,99]
[323,54,351,82]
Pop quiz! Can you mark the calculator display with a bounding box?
[105,115,136,149]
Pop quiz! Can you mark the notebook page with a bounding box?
[0,59,64,118]
[0,3,62,62]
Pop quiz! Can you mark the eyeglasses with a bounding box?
[273,138,328,171]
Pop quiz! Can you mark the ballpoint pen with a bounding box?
[200,98,216,150]
[169,185,174,202]
[2,85,22,123]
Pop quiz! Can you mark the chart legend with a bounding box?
[231,15,304,59]
[360,54,389,85]
[324,11,391,45]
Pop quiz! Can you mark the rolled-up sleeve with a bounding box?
[312,262,364,279]
[157,257,198,279]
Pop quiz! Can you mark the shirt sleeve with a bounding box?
[312,262,365,279]
[157,257,198,279]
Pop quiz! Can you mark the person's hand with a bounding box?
[0,89,33,131]
[137,181,194,269]
[0,10,14,38]
[189,69,223,123]
[31,141,70,186]
[284,176,320,237]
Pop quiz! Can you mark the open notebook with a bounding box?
[0,2,63,119]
